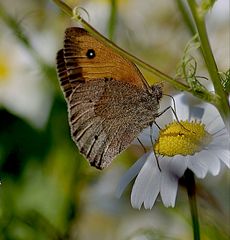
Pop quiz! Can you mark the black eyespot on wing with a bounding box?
[86,49,96,59]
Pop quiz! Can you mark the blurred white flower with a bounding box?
[0,29,53,128]
[116,94,230,209]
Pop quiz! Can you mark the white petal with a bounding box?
[143,175,161,210]
[202,103,221,126]
[173,93,190,120]
[135,125,160,147]
[211,127,228,138]
[189,107,204,121]
[224,118,230,135]
[187,154,208,178]
[169,155,187,177]
[131,153,160,209]
[115,152,150,198]
[160,159,179,207]
[208,142,230,151]
[209,149,230,168]
[209,128,227,140]
[198,151,221,176]
[210,133,230,149]
[205,115,224,134]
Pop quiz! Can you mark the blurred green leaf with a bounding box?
[0,108,50,178]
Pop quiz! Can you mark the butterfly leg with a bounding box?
[153,149,161,172]
[157,106,189,132]
[137,137,147,153]
[148,122,162,172]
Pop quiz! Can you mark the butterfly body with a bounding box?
[56,27,162,169]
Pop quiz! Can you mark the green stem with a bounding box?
[185,170,200,240]
[53,0,72,17]
[107,0,117,40]
[176,0,196,36]
[187,0,230,128]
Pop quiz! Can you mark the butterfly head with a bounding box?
[150,84,163,103]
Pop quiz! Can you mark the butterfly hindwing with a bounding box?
[67,78,158,169]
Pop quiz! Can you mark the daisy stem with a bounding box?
[187,0,230,130]
[185,169,200,240]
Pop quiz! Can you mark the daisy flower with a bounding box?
[116,93,230,209]
[0,27,53,128]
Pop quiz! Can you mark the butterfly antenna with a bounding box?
[162,93,177,114]
[149,122,160,146]
[152,120,161,130]
[159,95,190,133]
[149,123,154,146]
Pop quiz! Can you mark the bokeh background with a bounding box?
[0,0,229,239]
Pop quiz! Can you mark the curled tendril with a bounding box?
[184,56,197,78]
[196,76,209,81]
[175,34,209,95]
[183,34,200,55]
[180,56,208,94]
[72,6,90,23]
[176,35,200,79]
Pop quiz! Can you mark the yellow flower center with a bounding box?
[154,120,212,156]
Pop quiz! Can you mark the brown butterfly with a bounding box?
[56,27,162,170]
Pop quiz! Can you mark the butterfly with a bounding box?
[56,27,162,169]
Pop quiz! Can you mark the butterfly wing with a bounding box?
[56,27,161,169]
[63,27,151,89]
[56,49,73,100]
